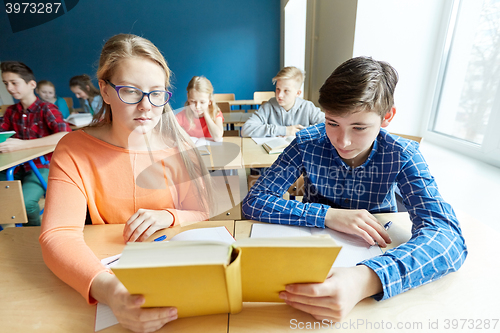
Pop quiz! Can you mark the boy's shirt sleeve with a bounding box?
[309,106,325,125]
[0,107,14,131]
[241,105,287,137]
[360,148,467,301]
[242,139,330,227]
[45,104,71,133]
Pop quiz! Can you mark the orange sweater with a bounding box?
[39,130,208,303]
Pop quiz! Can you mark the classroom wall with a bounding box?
[353,0,451,137]
[0,0,280,110]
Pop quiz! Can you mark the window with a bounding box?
[429,0,500,165]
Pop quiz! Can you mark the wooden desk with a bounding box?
[223,112,253,130]
[229,211,500,332]
[241,137,279,168]
[202,137,243,170]
[0,145,55,172]
[0,220,234,333]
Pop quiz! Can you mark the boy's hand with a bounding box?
[0,138,27,152]
[91,272,177,333]
[123,209,174,243]
[286,125,305,136]
[279,265,383,322]
[325,208,391,247]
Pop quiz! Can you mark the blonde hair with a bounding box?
[184,76,219,129]
[91,34,214,214]
[272,66,305,86]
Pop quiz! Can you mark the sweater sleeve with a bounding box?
[241,103,287,137]
[39,140,109,304]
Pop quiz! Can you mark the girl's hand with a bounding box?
[325,208,392,247]
[0,138,27,152]
[123,209,174,243]
[279,266,382,322]
[91,272,177,333]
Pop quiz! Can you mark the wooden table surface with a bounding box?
[202,137,243,170]
[0,220,234,333]
[0,145,55,171]
[241,137,279,169]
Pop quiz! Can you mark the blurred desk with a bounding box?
[0,146,55,172]
[0,221,234,332]
[241,138,279,169]
[202,137,243,170]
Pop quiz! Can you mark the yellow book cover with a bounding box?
[112,241,242,318]
[111,229,340,318]
[236,236,341,302]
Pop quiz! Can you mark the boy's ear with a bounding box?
[296,89,302,97]
[381,106,396,128]
[29,80,37,90]
[98,80,110,103]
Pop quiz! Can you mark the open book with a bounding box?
[111,227,341,318]
[65,113,93,126]
[262,136,294,154]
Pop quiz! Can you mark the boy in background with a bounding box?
[242,57,467,321]
[0,61,71,226]
[241,66,324,137]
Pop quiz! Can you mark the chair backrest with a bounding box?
[391,132,423,143]
[214,93,235,102]
[63,97,74,113]
[0,181,28,225]
[287,175,305,197]
[217,101,231,113]
[0,104,12,117]
[253,91,275,104]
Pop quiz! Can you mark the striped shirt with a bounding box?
[242,123,467,300]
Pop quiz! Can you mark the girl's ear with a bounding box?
[381,106,396,128]
[98,80,111,104]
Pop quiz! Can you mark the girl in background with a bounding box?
[40,34,213,333]
[175,76,224,141]
[69,74,103,115]
[36,80,70,118]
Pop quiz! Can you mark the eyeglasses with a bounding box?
[106,80,172,107]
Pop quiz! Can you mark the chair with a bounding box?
[63,97,74,114]
[214,93,235,102]
[0,181,28,228]
[0,104,12,117]
[217,101,231,113]
[253,91,275,104]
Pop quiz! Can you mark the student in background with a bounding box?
[242,57,467,322]
[241,66,324,137]
[40,34,214,333]
[0,61,71,226]
[69,74,103,115]
[175,76,224,141]
[36,80,70,119]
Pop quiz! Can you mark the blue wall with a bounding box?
[0,0,280,110]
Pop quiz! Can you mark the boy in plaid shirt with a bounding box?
[1,61,71,226]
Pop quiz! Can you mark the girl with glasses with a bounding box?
[175,76,224,141]
[40,34,213,332]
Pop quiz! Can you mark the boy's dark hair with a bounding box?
[318,56,398,118]
[0,61,36,83]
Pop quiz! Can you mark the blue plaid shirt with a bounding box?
[242,124,467,301]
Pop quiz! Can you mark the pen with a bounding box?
[154,235,167,242]
[384,221,393,230]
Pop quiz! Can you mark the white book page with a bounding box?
[250,224,382,267]
[95,255,121,331]
[169,226,235,244]
[252,137,277,145]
